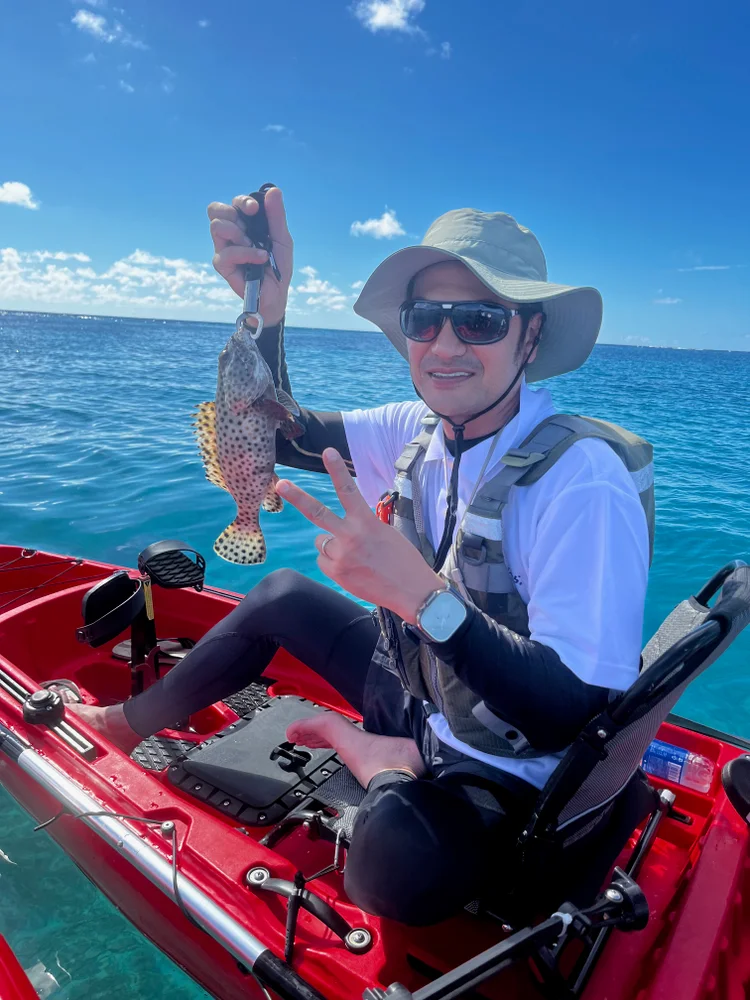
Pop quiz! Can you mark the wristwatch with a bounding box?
[414,586,469,643]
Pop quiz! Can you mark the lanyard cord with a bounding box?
[422,336,539,572]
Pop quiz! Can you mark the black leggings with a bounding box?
[124,569,536,925]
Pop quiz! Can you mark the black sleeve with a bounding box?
[428,605,610,752]
[257,317,353,474]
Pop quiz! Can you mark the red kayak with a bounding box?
[1,541,749,1000]
[0,937,39,1000]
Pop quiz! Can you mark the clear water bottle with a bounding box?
[641,738,715,793]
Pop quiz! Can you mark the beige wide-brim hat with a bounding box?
[353,208,603,383]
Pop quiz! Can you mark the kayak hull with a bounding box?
[0,936,38,1000]
[1,545,749,1000]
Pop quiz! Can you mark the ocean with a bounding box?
[0,309,748,997]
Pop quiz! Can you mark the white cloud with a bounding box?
[624,335,652,346]
[351,280,364,289]
[197,19,210,28]
[0,181,39,210]
[118,79,134,93]
[0,247,354,322]
[161,66,176,94]
[653,297,682,305]
[676,265,732,272]
[82,52,97,64]
[264,124,289,133]
[293,266,348,311]
[350,208,405,239]
[71,9,147,49]
[0,246,232,316]
[427,40,451,58]
[26,250,91,263]
[353,0,426,34]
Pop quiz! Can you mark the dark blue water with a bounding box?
[0,310,748,996]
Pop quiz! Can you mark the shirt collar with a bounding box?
[422,377,557,468]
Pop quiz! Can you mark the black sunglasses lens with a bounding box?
[402,302,442,341]
[452,305,509,343]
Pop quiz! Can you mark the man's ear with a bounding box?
[524,312,544,364]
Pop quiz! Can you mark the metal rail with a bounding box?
[0,721,325,1000]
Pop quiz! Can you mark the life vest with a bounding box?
[372,413,655,759]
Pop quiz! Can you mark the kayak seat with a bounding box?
[264,561,750,930]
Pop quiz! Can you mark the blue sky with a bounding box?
[1,0,748,349]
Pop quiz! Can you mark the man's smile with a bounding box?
[426,368,476,385]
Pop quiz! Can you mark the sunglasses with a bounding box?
[399,299,527,346]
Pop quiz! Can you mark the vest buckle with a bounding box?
[376,491,396,525]
[461,533,487,566]
[502,449,546,468]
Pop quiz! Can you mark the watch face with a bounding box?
[420,590,467,643]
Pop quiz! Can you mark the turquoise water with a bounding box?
[0,309,748,996]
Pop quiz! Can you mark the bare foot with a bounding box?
[286,713,426,788]
[67,703,143,754]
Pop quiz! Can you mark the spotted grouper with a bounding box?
[193,325,300,564]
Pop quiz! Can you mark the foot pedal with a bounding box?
[138,540,205,591]
[112,637,195,663]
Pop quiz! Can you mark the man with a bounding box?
[73,188,650,925]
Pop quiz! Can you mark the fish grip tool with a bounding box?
[237,182,281,339]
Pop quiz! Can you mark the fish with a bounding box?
[193,325,301,565]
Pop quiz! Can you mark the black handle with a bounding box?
[240,183,276,249]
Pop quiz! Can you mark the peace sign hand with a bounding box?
[276,449,442,624]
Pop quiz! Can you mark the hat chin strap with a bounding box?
[417,336,539,573]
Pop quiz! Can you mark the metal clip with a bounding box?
[267,249,282,283]
[235,275,264,338]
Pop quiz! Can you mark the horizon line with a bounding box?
[1,307,748,355]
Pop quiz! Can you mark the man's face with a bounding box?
[408,261,539,425]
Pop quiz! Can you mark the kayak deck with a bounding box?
[1,545,749,1000]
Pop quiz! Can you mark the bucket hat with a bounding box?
[353,208,603,382]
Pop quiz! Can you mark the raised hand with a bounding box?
[207,186,293,327]
[276,449,442,624]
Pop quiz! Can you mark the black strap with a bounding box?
[76,578,145,646]
[417,334,541,572]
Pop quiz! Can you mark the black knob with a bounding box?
[23,689,65,727]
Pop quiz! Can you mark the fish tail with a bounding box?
[214,520,267,565]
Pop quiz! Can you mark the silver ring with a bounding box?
[320,535,334,558]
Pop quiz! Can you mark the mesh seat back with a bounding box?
[557,564,750,830]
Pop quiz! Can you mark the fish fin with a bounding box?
[193,401,229,492]
[213,521,267,565]
[261,473,284,513]
[278,415,304,440]
[255,397,305,440]
[256,398,292,421]
[276,388,301,417]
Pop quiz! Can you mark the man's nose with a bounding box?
[429,318,467,358]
